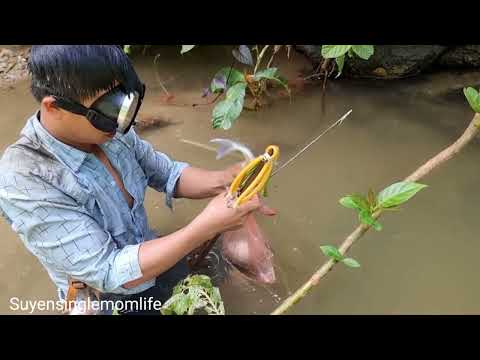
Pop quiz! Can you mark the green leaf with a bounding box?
[321,45,352,59]
[342,258,361,268]
[335,55,345,78]
[252,68,291,94]
[351,45,375,60]
[223,67,247,87]
[208,287,225,315]
[372,222,382,231]
[212,100,243,130]
[187,274,213,288]
[339,196,356,209]
[225,82,246,101]
[275,74,290,88]
[181,45,196,54]
[123,45,132,55]
[377,181,428,209]
[358,210,383,231]
[186,287,206,315]
[272,75,291,95]
[210,287,222,305]
[160,308,174,315]
[320,245,344,261]
[339,194,370,212]
[463,87,480,113]
[177,293,192,315]
[217,299,226,315]
[212,83,246,130]
[162,293,186,315]
[253,67,278,81]
[210,77,226,94]
[210,67,246,94]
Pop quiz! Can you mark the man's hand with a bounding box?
[190,191,261,239]
[219,161,246,190]
[125,191,262,289]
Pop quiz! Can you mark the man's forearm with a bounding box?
[123,219,216,289]
[124,164,243,288]
[175,166,230,199]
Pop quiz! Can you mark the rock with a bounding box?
[0,46,30,88]
[295,45,322,64]
[295,45,449,79]
[394,70,480,100]
[345,45,448,79]
[436,45,480,68]
[372,67,388,77]
[0,48,15,59]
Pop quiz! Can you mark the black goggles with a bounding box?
[52,84,146,135]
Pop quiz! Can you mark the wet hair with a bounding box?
[28,45,143,103]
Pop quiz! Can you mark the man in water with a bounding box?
[0,45,260,314]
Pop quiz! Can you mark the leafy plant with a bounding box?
[161,274,225,315]
[340,181,427,231]
[181,45,292,130]
[212,45,292,129]
[464,87,480,113]
[320,245,360,268]
[321,45,375,78]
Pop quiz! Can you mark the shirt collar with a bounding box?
[21,111,89,173]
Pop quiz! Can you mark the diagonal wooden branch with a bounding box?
[271,113,480,315]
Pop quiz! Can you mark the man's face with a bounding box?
[42,88,118,146]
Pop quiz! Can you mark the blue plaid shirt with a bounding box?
[0,112,189,299]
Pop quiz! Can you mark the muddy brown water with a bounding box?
[0,46,479,315]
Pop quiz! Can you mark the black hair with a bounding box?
[28,45,143,103]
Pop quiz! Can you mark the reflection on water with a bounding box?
[0,46,479,314]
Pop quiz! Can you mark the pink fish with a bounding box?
[220,200,277,284]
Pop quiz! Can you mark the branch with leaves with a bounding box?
[321,45,374,78]
[303,45,375,115]
[304,45,374,83]
[271,89,480,315]
[316,181,427,271]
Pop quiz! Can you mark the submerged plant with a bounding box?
[161,274,225,315]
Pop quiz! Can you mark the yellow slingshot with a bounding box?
[228,145,280,208]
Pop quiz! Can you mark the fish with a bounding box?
[194,138,278,285]
[209,138,255,162]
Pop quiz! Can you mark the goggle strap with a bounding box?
[54,98,89,117]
